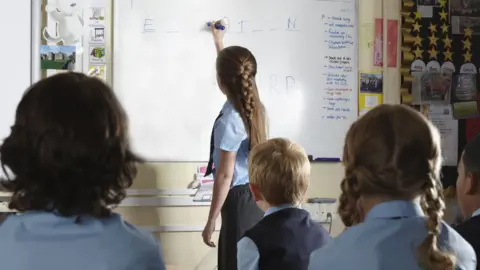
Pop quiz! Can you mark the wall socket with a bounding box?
[302,202,338,222]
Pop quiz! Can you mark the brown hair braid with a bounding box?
[216,46,267,149]
[417,175,454,270]
[339,104,455,268]
[338,173,362,226]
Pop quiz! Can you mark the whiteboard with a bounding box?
[113,0,358,161]
[0,1,32,141]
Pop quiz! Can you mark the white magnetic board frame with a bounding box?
[111,0,359,161]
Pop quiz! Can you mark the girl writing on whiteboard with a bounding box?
[201,21,267,269]
[0,73,166,270]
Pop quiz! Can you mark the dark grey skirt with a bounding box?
[217,184,263,270]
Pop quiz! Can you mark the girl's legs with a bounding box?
[217,184,263,270]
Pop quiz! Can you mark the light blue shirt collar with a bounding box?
[221,100,235,113]
[472,208,480,218]
[365,200,424,221]
[264,204,297,217]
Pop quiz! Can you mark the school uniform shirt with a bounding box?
[0,211,165,270]
[237,204,331,270]
[308,200,476,270]
[454,208,480,267]
[213,100,249,187]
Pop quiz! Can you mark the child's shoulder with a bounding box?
[2,212,159,251]
[106,213,160,249]
[438,221,476,269]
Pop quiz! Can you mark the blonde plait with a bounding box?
[240,61,255,121]
[417,176,455,270]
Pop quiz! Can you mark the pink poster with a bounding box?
[387,20,398,68]
[373,18,383,67]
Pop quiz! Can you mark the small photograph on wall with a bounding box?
[40,45,76,70]
[451,74,479,119]
[451,16,480,35]
[359,73,383,93]
[420,72,452,104]
[417,0,440,6]
[89,45,106,63]
[452,74,477,103]
[450,0,480,16]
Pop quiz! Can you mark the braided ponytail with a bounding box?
[417,175,455,270]
[239,62,256,148]
[239,62,255,119]
[216,46,267,149]
[237,59,266,150]
[338,173,362,227]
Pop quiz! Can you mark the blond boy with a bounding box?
[237,138,331,270]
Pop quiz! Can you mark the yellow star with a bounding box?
[463,39,472,50]
[465,27,473,37]
[439,9,448,21]
[440,23,449,33]
[444,50,453,61]
[428,34,438,46]
[413,35,423,46]
[412,21,422,33]
[413,47,424,58]
[443,36,452,48]
[439,0,447,8]
[429,23,437,33]
[428,47,438,59]
[463,51,472,62]
[414,11,422,20]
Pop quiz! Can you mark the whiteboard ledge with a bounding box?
[126,188,196,196]
[120,197,210,207]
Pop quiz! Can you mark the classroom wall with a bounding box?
[112,0,402,269]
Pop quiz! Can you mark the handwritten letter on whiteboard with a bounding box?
[113,0,358,161]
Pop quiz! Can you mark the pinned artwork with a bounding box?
[451,0,480,35]
[43,0,84,54]
[421,72,452,104]
[373,18,383,67]
[412,71,452,105]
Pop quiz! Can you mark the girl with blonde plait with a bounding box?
[309,104,476,270]
[201,21,268,270]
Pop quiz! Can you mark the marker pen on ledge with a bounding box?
[207,21,226,30]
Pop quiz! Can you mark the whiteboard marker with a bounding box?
[207,21,225,30]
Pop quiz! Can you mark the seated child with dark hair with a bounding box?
[0,73,165,270]
[455,134,480,265]
[237,138,330,270]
